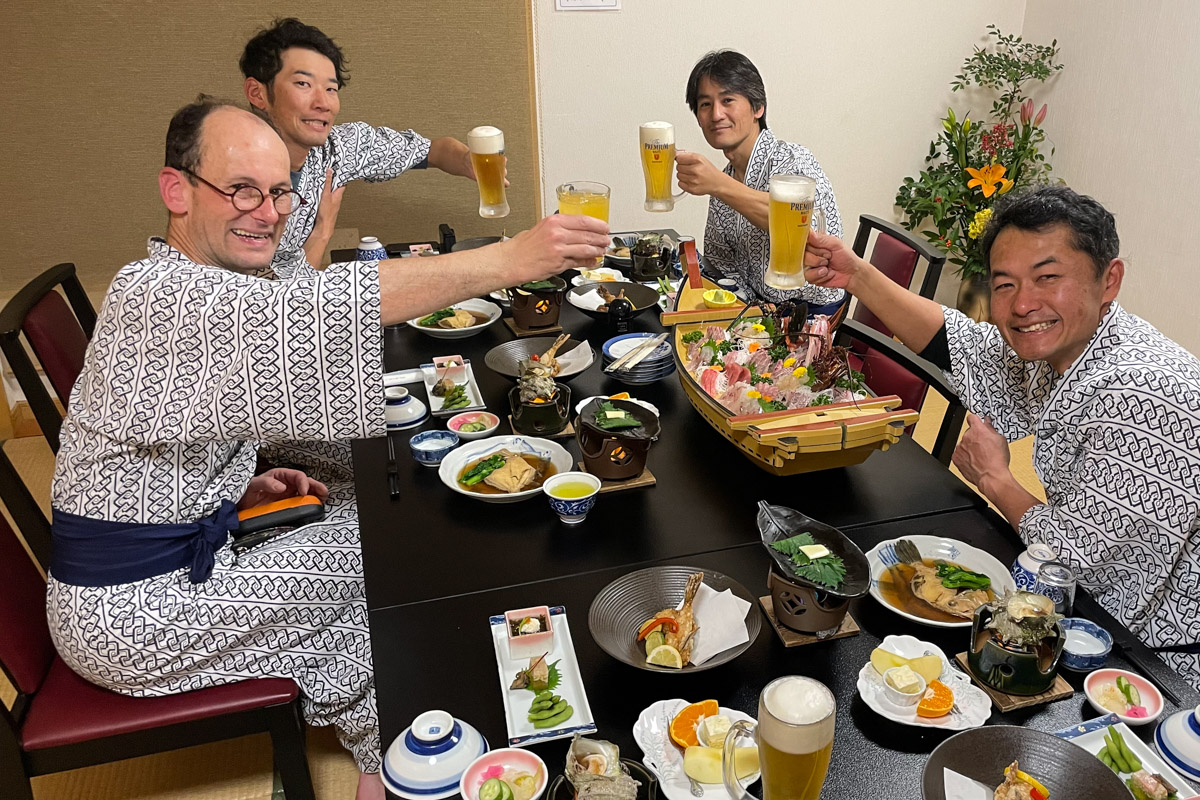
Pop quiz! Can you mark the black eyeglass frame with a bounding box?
[181,168,307,215]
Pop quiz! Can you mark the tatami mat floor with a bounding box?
[0,397,1044,799]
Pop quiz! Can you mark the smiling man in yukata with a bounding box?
[804,185,1200,688]
[46,98,606,800]
[677,49,844,311]
[240,18,481,275]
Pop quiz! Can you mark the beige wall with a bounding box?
[531,0,1024,301]
[2,1,539,298]
[1023,0,1200,353]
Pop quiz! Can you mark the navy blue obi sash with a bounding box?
[50,501,239,587]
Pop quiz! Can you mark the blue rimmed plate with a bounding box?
[489,606,597,747]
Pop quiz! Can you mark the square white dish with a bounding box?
[423,359,486,417]
[1055,717,1196,796]
[489,605,597,747]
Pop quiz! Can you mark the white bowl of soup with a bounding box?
[407,298,503,339]
[438,436,573,503]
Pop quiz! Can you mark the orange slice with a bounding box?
[670,699,719,748]
[916,680,954,718]
[608,392,631,400]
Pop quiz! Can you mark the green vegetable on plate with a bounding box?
[459,454,505,486]
[769,533,846,590]
[935,562,992,590]
[418,308,454,326]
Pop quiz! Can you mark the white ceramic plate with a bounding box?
[438,436,573,503]
[855,635,990,731]
[633,699,759,800]
[423,360,487,417]
[407,299,503,339]
[571,268,629,286]
[1057,717,1196,796]
[489,606,597,747]
[864,535,1016,628]
[573,395,660,417]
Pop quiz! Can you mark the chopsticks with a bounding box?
[386,434,401,500]
[604,333,669,373]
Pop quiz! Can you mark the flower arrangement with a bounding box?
[895,26,1064,279]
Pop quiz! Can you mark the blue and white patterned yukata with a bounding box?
[942,302,1200,688]
[702,127,844,306]
[273,121,432,277]
[47,238,386,771]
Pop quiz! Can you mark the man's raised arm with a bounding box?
[803,230,946,352]
[376,213,609,325]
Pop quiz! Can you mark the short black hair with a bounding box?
[981,185,1120,278]
[239,18,349,90]
[164,95,239,172]
[685,50,767,130]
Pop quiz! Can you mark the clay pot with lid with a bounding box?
[576,398,659,480]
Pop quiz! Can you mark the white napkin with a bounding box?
[943,768,992,800]
[574,288,607,312]
[555,342,592,373]
[679,583,751,666]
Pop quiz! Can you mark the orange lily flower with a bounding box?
[965,164,1015,197]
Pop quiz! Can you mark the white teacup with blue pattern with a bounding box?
[542,471,601,525]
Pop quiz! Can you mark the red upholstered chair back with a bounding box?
[0,512,55,697]
[22,291,89,405]
[858,346,929,430]
[852,233,920,338]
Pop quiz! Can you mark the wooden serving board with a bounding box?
[577,462,657,493]
[508,417,574,439]
[504,318,562,337]
[954,652,1074,711]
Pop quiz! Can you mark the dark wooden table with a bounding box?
[351,286,1197,799]
[366,510,1197,799]
[355,303,984,610]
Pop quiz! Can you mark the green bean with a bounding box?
[528,699,567,721]
[1106,731,1132,773]
[533,705,574,729]
[1112,728,1141,771]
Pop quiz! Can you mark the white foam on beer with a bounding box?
[640,121,674,145]
[468,126,504,154]
[768,175,816,204]
[759,676,834,754]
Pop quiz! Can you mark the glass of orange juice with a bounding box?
[556,181,610,223]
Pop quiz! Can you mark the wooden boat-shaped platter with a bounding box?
[663,240,918,475]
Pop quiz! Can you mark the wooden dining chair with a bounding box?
[0,263,97,453]
[834,318,966,466]
[0,448,316,800]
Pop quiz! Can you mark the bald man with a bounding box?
[46,98,606,799]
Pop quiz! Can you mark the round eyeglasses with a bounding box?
[182,168,307,215]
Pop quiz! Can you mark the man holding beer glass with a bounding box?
[679,50,843,309]
[240,18,485,275]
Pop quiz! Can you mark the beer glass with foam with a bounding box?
[640,122,686,212]
[467,126,509,218]
[723,676,835,800]
[765,175,818,290]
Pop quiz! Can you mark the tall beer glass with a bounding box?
[723,676,835,800]
[765,175,817,290]
[468,126,509,218]
[640,121,686,212]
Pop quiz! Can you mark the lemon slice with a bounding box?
[646,644,683,668]
[702,289,738,308]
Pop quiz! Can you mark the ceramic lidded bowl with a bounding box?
[383,710,489,800]
[507,276,567,329]
[576,398,660,480]
[1154,704,1200,782]
[386,386,429,431]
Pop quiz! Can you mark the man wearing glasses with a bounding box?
[240,17,480,275]
[45,98,606,800]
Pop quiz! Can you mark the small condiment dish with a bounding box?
[460,747,548,800]
[409,430,459,467]
[448,411,500,440]
[1060,617,1113,671]
[881,666,926,707]
[542,472,601,525]
[505,606,554,660]
[1084,667,1164,726]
